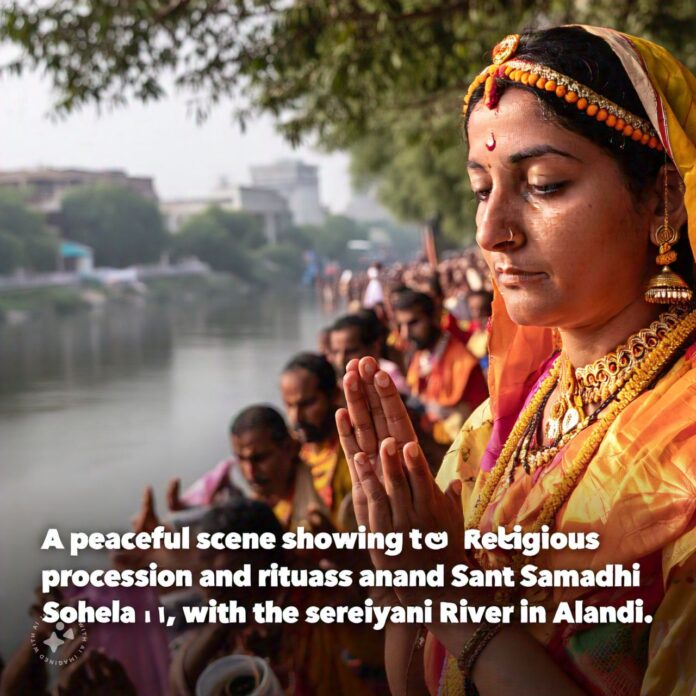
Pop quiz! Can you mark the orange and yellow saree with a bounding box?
[428,27,696,696]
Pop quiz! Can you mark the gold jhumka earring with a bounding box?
[644,165,693,304]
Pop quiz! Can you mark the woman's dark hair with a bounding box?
[464,26,694,286]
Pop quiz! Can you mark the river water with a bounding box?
[0,291,335,655]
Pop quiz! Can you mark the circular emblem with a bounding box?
[492,34,520,65]
[30,619,88,667]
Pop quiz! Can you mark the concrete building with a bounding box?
[161,185,292,244]
[0,168,157,214]
[250,160,325,226]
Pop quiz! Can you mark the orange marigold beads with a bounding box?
[462,40,663,151]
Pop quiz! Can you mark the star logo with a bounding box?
[43,631,65,654]
[31,616,88,665]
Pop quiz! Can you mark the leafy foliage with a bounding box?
[171,206,262,282]
[60,185,168,267]
[0,191,58,272]
[253,242,306,283]
[3,1,695,239]
[301,215,366,264]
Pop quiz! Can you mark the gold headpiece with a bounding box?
[462,34,663,151]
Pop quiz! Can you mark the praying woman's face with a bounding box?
[466,89,658,330]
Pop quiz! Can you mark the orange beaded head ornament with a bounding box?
[463,32,662,150]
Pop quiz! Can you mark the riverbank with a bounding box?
[0,273,252,324]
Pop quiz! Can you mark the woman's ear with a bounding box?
[651,164,687,231]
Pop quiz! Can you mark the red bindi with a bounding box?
[486,132,496,151]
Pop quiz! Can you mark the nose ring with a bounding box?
[507,228,514,243]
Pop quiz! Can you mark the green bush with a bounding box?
[0,231,23,274]
[0,191,58,273]
[171,206,263,283]
[60,185,167,267]
[253,243,305,283]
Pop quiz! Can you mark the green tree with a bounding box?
[60,185,167,267]
[0,190,58,272]
[171,206,261,282]
[302,215,366,265]
[3,1,695,239]
[0,231,23,274]
[254,242,306,284]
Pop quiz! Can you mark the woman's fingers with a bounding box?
[358,357,390,441]
[343,369,379,460]
[354,452,393,533]
[403,441,436,515]
[336,408,361,463]
[444,478,465,530]
[445,479,462,509]
[336,409,369,528]
[380,437,412,530]
[373,369,417,445]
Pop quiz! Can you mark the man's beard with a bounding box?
[294,417,333,444]
[413,335,434,350]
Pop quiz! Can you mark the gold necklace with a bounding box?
[467,308,696,538]
[575,307,685,403]
[527,307,686,474]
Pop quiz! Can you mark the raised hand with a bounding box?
[337,356,417,526]
[337,356,418,527]
[166,477,185,511]
[130,486,161,534]
[337,356,466,598]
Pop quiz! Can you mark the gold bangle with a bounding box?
[456,622,503,696]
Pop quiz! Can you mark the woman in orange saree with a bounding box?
[336,25,696,696]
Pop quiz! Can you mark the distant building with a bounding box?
[161,185,292,244]
[250,160,325,226]
[0,168,157,215]
[344,188,395,224]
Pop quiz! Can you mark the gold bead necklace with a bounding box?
[507,306,687,485]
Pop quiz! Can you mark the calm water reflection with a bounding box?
[0,291,334,654]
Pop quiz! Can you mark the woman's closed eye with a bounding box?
[472,180,567,203]
[527,180,568,196]
[473,187,491,202]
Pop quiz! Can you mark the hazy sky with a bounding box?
[0,69,353,212]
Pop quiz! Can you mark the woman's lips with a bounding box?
[495,266,548,287]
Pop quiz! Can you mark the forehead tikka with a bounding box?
[462,34,663,151]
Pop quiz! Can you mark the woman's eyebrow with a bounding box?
[509,145,581,164]
[467,145,582,171]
